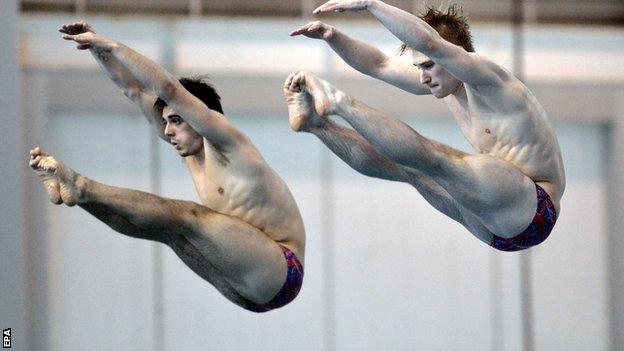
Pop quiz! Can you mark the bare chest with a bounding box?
[191,149,265,212]
[446,97,501,153]
[445,94,540,160]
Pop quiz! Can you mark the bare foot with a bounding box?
[286,71,345,118]
[283,73,325,132]
[29,147,82,206]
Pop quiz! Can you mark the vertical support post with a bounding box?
[512,1,534,351]
[320,46,337,351]
[189,0,202,17]
[0,0,27,349]
[606,93,624,351]
[301,0,315,19]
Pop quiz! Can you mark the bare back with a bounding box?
[185,137,306,257]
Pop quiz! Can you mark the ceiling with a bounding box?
[21,0,624,25]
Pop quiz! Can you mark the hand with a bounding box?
[59,20,101,50]
[290,21,335,41]
[313,0,371,14]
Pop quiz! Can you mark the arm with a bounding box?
[291,21,429,95]
[62,25,247,148]
[314,0,507,87]
[60,21,167,141]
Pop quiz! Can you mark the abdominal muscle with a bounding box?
[187,144,305,251]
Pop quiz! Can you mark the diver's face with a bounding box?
[162,106,203,157]
[413,52,462,98]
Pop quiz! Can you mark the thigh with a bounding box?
[431,153,538,237]
[403,167,466,226]
[180,204,291,304]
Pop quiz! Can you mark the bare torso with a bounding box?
[444,77,566,212]
[185,138,306,259]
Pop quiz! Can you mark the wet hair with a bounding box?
[154,77,224,116]
[398,3,475,56]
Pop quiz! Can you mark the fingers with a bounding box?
[59,20,93,35]
[290,21,320,37]
[313,1,341,14]
[290,23,311,36]
[308,21,323,33]
[61,32,91,44]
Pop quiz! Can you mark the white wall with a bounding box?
[38,110,608,351]
[9,14,622,351]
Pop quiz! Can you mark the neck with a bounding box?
[184,146,206,168]
[450,83,467,101]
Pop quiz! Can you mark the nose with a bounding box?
[164,123,174,136]
[420,71,431,85]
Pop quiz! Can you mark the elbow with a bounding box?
[412,30,443,55]
[123,87,141,102]
[156,80,179,101]
[416,36,437,54]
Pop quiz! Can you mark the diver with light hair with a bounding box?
[286,1,565,251]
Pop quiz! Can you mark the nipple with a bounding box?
[218,187,224,195]
[485,128,491,134]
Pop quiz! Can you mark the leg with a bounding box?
[293,73,538,238]
[284,75,465,225]
[29,148,288,307]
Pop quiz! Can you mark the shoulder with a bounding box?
[466,68,531,111]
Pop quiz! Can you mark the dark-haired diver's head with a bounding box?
[154,78,223,156]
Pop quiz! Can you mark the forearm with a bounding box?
[327,29,388,77]
[89,41,147,97]
[367,0,439,53]
[89,41,167,139]
[101,41,178,101]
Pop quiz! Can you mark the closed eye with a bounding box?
[167,114,183,124]
[415,61,434,70]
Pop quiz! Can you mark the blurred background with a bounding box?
[1,0,623,350]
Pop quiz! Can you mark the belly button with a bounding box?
[218,187,224,195]
[485,128,491,134]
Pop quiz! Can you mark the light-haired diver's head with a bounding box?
[398,3,475,56]
[400,4,472,99]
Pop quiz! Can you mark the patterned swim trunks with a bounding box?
[244,245,304,313]
[490,183,557,252]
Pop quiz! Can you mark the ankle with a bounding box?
[334,90,351,115]
[74,175,89,204]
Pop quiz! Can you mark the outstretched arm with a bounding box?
[60,21,167,141]
[291,21,429,95]
[62,24,247,148]
[314,0,507,87]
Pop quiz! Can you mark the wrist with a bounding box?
[325,26,337,42]
[103,38,120,51]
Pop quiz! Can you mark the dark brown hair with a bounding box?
[154,77,223,115]
[398,3,474,55]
